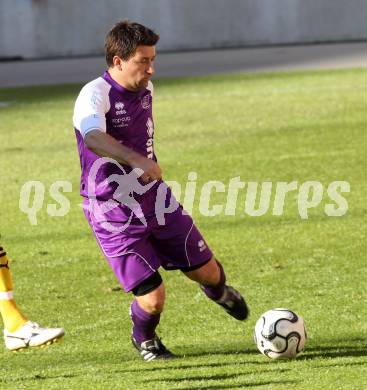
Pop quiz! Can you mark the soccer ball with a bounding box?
[254,308,306,359]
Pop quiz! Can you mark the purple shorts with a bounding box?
[83,198,213,292]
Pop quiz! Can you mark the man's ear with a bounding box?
[112,55,123,70]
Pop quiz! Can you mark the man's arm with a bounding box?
[85,130,162,183]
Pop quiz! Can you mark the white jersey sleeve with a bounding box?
[73,77,111,138]
[147,80,154,97]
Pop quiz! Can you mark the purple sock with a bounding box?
[201,261,226,301]
[130,300,160,344]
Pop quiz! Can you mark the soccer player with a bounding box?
[73,20,248,361]
[0,245,64,351]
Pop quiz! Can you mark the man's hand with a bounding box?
[84,130,162,183]
[129,154,162,183]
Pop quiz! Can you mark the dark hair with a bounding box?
[105,20,160,66]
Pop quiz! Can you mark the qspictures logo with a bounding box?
[18,157,350,231]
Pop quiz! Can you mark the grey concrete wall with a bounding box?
[1,0,367,60]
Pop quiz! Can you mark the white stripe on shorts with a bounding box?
[116,250,156,273]
[184,222,194,268]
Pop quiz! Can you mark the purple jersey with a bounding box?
[73,71,213,292]
[73,71,156,203]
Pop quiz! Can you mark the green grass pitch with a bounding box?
[0,68,366,389]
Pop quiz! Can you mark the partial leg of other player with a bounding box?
[0,246,64,351]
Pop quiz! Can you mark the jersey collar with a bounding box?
[103,71,143,98]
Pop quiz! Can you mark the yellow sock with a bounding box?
[0,246,27,332]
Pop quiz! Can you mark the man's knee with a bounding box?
[140,296,165,314]
[136,290,165,314]
[133,272,165,314]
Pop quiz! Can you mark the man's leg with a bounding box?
[0,247,27,332]
[184,256,249,321]
[131,277,165,343]
[130,274,176,361]
[149,203,248,321]
[83,201,176,360]
[0,246,64,351]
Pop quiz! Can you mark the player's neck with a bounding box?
[107,68,139,92]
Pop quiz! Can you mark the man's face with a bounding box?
[115,45,156,91]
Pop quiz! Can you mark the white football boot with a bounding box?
[4,321,64,351]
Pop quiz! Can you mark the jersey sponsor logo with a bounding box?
[115,101,124,110]
[141,94,151,109]
[112,117,131,128]
[115,101,127,115]
[112,101,130,127]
